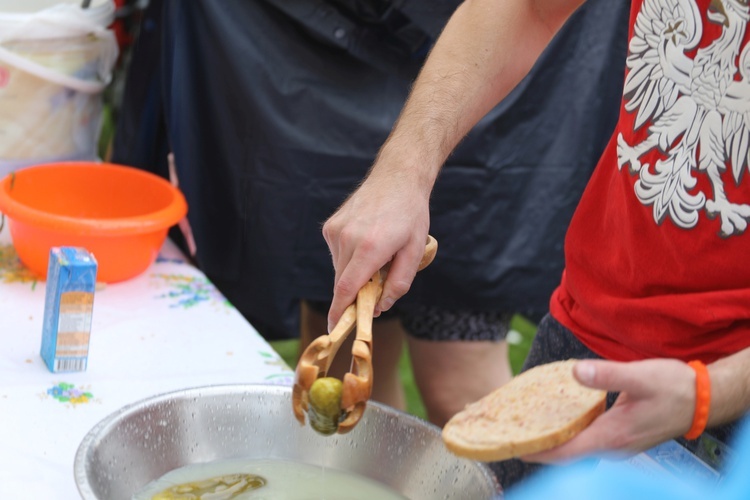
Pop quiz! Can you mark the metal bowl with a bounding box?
[74,384,501,499]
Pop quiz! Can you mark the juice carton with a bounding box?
[40,247,97,373]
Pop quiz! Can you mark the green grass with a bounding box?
[398,344,426,419]
[269,338,299,370]
[270,314,537,421]
[508,314,537,374]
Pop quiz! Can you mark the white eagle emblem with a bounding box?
[617,0,750,237]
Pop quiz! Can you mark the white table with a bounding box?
[0,230,294,499]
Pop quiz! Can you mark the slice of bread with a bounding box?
[442,359,606,462]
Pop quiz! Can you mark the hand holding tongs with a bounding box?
[292,235,438,434]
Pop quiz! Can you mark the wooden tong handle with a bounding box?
[419,235,438,271]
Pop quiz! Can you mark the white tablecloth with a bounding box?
[0,230,294,499]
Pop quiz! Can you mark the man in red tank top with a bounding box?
[552,0,750,364]
[322,0,750,488]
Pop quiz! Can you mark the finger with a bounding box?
[322,219,357,331]
[573,360,655,397]
[378,241,422,312]
[321,217,346,285]
[322,218,344,287]
[328,249,383,332]
[330,238,349,304]
[521,411,630,463]
[326,233,341,283]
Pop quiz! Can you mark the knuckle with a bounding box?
[333,278,357,298]
[322,216,344,239]
[322,220,344,245]
[356,235,379,257]
[321,222,333,242]
[386,279,411,298]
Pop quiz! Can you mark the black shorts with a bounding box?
[306,301,512,342]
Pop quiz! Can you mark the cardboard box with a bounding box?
[40,247,97,373]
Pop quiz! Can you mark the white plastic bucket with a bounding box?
[0,0,118,178]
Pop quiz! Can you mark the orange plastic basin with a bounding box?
[0,162,188,283]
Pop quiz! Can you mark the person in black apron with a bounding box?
[112,0,629,429]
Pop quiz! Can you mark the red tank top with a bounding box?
[550,0,750,363]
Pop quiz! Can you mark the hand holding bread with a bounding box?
[442,360,606,462]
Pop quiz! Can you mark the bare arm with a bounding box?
[323,0,586,330]
[706,346,750,427]
[383,0,584,182]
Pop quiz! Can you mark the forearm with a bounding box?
[320,0,586,323]
[370,0,586,194]
[707,345,750,427]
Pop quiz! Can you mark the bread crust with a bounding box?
[441,359,606,462]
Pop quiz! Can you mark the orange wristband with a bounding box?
[684,360,711,440]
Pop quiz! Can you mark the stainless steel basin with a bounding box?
[74,384,501,499]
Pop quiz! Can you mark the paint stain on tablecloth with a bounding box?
[43,382,98,406]
[151,273,233,309]
[259,351,294,386]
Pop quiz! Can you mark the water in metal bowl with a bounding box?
[74,384,501,499]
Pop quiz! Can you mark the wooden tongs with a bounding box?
[292,235,438,434]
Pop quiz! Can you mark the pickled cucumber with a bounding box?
[151,473,265,499]
[308,377,344,436]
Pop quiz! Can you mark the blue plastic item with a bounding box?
[505,417,750,500]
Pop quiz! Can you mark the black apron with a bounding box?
[113,0,630,340]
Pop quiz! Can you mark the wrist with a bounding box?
[369,141,441,199]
